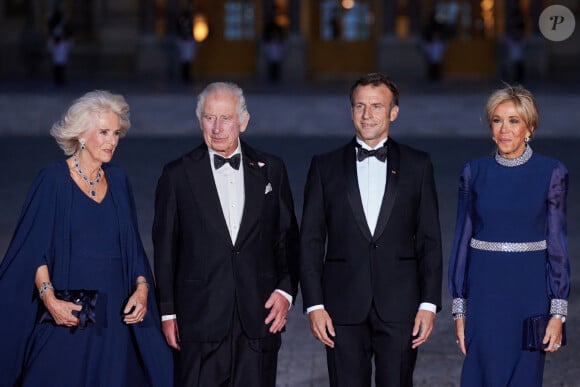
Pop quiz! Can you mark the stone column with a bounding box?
[21,0,47,78]
[378,0,424,80]
[258,0,275,80]
[408,0,421,38]
[289,0,300,34]
[282,0,306,83]
[529,0,542,35]
[381,0,397,37]
[525,0,548,78]
[137,0,165,78]
[140,0,155,35]
[263,0,275,26]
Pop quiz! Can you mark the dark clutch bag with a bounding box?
[38,289,98,330]
[523,313,566,351]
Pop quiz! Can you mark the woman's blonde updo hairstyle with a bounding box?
[50,90,130,155]
[485,85,539,137]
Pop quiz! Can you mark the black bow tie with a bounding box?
[356,144,388,162]
[214,153,241,170]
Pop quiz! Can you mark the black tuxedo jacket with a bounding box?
[300,138,442,324]
[153,141,299,341]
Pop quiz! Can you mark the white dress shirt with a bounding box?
[356,138,387,236]
[209,147,245,245]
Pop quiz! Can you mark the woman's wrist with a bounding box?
[135,279,149,291]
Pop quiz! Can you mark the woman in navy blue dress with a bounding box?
[0,91,173,386]
[448,85,570,386]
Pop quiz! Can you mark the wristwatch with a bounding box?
[552,314,567,323]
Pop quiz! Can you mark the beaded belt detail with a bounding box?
[470,238,547,252]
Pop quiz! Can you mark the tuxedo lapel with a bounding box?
[344,140,373,241]
[373,139,400,240]
[183,145,234,246]
[235,144,267,246]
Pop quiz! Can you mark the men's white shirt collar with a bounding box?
[356,137,388,151]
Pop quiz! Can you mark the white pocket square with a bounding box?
[265,183,272,194]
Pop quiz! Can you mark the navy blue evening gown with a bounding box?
[22,185,148,387]
[449,147,570,387]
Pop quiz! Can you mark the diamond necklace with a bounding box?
[73,152,102,199]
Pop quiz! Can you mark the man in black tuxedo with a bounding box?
[153,82,299,387]
[300,73,442,387]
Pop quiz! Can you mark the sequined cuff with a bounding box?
[452,298,467,315]
[550,299,568,316]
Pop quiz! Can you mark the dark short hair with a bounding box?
[349,73,399,107]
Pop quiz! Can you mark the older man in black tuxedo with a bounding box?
[153,82,299,387]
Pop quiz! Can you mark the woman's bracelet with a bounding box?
[453,313,466,321]
[39,281,54,298]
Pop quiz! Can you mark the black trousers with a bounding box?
[326,304,417,387]
[177,309,281,387]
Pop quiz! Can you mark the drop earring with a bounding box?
[524,137,530,143]
[80,141,86,150]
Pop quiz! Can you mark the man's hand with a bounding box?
[162,319,181,350]
[411,309,435,349]
[309,309,335,348]
[264,291,290,333]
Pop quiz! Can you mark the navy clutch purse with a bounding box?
[38,289,98,330]
[523,314,566,351]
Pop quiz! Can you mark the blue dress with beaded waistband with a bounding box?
[448,146,570,387]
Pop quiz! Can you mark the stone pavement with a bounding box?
[1,79,579,386]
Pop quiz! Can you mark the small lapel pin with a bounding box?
[391,170,397,175]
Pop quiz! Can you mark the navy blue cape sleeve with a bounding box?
[0,165,61,387]
[106,164,174,386]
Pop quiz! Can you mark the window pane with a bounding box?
[225,1,255,41]
[321,0,372,41]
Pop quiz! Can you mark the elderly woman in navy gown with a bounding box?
[0,90,173,386]
[448,85,570,386]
